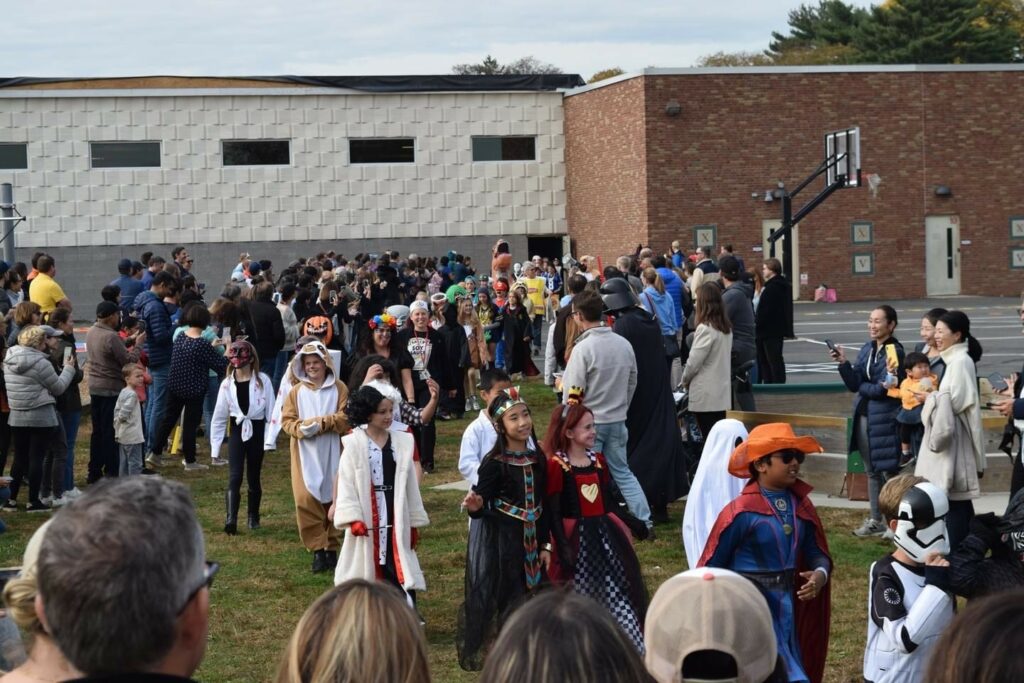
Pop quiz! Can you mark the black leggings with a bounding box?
[228,420,265,498]
[694,411,726,443]
[153,393,204,463]
[1012,449,1024,499]
[9,425,56,505]
[0,410,10,476]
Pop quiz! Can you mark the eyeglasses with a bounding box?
[176,561,219,615]
[770,451,806,465]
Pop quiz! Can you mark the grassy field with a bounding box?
[0,379,886,682]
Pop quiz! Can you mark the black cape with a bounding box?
[612,307,689,507]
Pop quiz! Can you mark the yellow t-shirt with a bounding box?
[521,277,546,316]
[29,272,67,314]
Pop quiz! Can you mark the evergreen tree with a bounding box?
[854,0,1020,63]
[768,0,870,62]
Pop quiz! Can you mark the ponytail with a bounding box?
[966,334,983,363]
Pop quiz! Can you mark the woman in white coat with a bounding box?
[333,385,429,603]
[681,419,748,568]
[680,283,734,442]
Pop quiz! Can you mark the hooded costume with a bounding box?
[699,424,832,683]
[280,342,350,553]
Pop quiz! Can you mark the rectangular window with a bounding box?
[90,141,161,168]
[472,136,536,162]
[0,143,27,170]
[222,139,291,166]
[349,138,415,164]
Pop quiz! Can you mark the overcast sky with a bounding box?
[4,1,875,80]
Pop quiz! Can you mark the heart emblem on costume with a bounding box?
[580,483,599,503]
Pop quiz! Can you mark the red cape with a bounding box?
[698,479,832,683]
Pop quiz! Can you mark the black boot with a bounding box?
[247,489,262,530]
[224,489,240,535]
[325,549,338,569]
[311,549,329,573]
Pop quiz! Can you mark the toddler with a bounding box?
[115,363,146,475]
[897,352,937,468]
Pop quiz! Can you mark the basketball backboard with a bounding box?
[825,127,860,188]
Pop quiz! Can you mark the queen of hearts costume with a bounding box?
[280,341,350,563]
[333,427,429,597]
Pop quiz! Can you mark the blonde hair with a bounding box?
[641,267,665,294]
[879,473,926,522]
[276,580,429,683]
[2,520,53,635]
[17,325,45,349]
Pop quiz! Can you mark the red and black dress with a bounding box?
[546,450,648,652]
[456,448,549,671]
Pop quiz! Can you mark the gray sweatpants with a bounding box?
[119,442,144,476]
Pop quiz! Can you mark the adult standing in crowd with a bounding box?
[85,301,145,482]
[397,300,451,473]
[140,254,165,290]
[46,309,84,500]
[2,326,76,512]
[719,256,756,371]
[561,289,651,530]
[6,302,41,350]
[172,245,192,273]
[519,261,546,355]
[28,255,72,316]
[916,307,948,382]
[36,477,213,682]
[274,282,300,394]
[135,271,176,459]
[602,278,687,525]
[552,274,587,373]
[916,310,984,549]
[755,258,793,384]
[681,283,733,441]
[833,305,905,538]
[694,247,719,274]
[245,281,286,379]
[112,258,145,315]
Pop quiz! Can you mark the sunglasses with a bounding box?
[770,451,806,465]
[176,561,219,615]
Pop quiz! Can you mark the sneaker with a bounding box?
[853,517,886,537]
[145,452,163,467]
[39,495,53,506]
[183,461,209,471]
[51,495,70,508]
[26,501,52,513]
[210,457,229,467]
[472,397,481,412]
[64,487,84,500]
[2,499,17,510]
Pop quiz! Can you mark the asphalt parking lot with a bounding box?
[785,296,1023,383]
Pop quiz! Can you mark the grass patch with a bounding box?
[0,379,888,682]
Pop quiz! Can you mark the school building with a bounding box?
[1,66,1023,304]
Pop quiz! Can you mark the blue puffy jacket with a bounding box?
[656,267,684,329]
[839,338,905,472]
[133,290,174,368]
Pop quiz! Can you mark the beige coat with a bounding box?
[333,429,429,591]
[681,323,733,412]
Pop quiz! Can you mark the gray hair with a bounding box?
[37,476,205,675]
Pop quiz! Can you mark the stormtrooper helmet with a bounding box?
[894,481,950,563]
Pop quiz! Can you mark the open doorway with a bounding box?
[527,236,564,263]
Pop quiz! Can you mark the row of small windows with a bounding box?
[0,136,538,170]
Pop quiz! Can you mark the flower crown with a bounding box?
[492,386,526,419]
[368,313,397,330]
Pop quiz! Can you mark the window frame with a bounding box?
[89,141,162,169]
[221,139,292,167]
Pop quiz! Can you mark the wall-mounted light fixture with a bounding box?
[665,100,681,117]
[934,185,952,197]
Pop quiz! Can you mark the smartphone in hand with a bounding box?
[63,346,73,364]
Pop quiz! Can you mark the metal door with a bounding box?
[925,215,961,296]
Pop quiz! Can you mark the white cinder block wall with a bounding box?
[0,86,567,308]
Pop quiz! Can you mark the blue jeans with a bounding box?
[61,410,81,491]
[145,365,170,453]
[0,485,8,533]
[272,350,291,395]
[530,316,543,351]
[203,373,221,440]
[594,421,652,528]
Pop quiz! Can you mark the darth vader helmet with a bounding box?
[599,277,641,315]
[894,482,950,563]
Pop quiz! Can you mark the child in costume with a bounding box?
[333,386,429,604]
[265,334,343,450]
[699,423,832,683]
[947,488,1024,599]
[210,340,276,535]
[457,368,513,486]
[864,475,954,683]
[542,388,649,653]
[280,340,350,574]
[457,387,550,671]
[896,352,938,468]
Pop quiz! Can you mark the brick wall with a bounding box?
[566,69,1024,300]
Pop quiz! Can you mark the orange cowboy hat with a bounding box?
[728,423,824,478]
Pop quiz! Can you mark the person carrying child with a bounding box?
[699,423,832,683]
[210,340,276,535]
[896,351,938,469]
[456,387,550,671]
[114,363,146,476]
[332,386,429,605]
[542,387,649,653]
[864,475,955,683]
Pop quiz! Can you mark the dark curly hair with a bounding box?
[344,386,387,427]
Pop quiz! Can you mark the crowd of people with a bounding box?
[1,238,1023,683]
